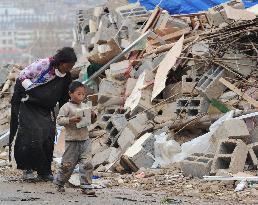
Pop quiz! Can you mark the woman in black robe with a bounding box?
[9,47,77,181]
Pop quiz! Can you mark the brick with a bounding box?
[181,153,214,178]
[211,139,248,174]
[121,133,155,170]
[212,119,250,145]
[176,97,209,117]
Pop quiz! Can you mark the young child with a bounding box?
[54,81,95,195]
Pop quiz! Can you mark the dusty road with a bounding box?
[0,176,250,205]
[0,166,256,204]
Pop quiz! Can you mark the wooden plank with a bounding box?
[204,176,258,181]
[219,77,258,108]
[141,6,162,34]
[171,12,206,18]
[150,29,188,45]
[151,35,184,101]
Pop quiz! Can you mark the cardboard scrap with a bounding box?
[151,35,184,101]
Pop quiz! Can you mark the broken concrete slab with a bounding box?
[211,119,251,145]
[98,79,124,103]
[92,147,120,168]
[127,113,153,137]
[117,127,136,151]
[121,133,155,171]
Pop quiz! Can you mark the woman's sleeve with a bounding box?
[19,59,49,89]
[57,104,70,126]
[59,73,72,108]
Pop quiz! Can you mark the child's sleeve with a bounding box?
[57,103,70,126]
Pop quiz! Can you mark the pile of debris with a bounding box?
[1,0,258,192]
[72,0,258,180]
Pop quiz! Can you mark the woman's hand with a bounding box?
[69,116,81,124]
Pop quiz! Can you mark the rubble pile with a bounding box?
[74,0,258,180]
[0,0,258,198]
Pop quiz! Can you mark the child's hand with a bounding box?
[69,116,81,124]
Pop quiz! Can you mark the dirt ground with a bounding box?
[1,165,258,205]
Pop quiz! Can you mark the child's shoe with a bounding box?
[81,188,95,195]
[81,184,95,195]
[56,185,65,192]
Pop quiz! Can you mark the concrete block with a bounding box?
[212,119,250,145]
[106,115,127,131]
[127,113,153,137]
[211,139,248,174]
[196,67,227,100]
[109,60,130,81]
[106,114,128,146]
[122,133,155,170]
[181,153,214,178]
[181,75,197,95]
[114,3,149,28]
[248,142,258,168]
[118,127,136,151]
[176,97,209,117]
[98,79,124,103]
[154,102,178,123]
[92,147,119,168]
